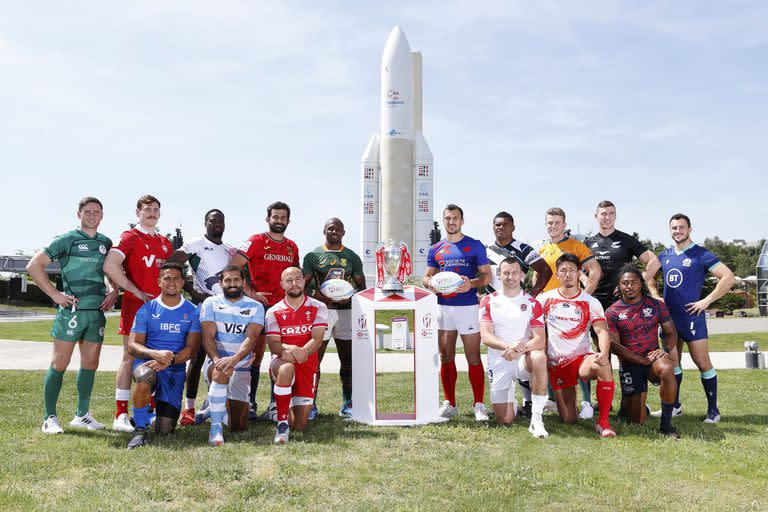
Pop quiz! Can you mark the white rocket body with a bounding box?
[361,26,434,281]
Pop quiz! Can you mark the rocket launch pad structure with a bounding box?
[361,27,434,282]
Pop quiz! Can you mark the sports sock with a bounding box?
[133,406,149,429]
[249,365,260,404]
[673,367,683,408]
[115,388,131,418]
[274,385,292,423]
[700,369,718,412]
[75,368,96,417]
[596,380,615,426]
[660,401,674,430]
[519,379,532,403]
[208,382,228,427]
[186,398,196,409]
[313,369,321,406]
[43,367,65,419]
[440,361,457,406]
[531,394,547,419]
[579,379,591,405]
[340,366,352,403]
[468,363,485,404]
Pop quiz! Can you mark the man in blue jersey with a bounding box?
[658,214,735,423]
[423,204,493,421]
[126,262,202,448]
[199,265,264,446]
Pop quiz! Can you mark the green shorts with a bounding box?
[51,308,106,343]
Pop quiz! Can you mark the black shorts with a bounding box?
[619,363,651,396]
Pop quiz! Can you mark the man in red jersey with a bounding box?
[104,195,173,432]
[229,201,300,419]
[266,267,328,444]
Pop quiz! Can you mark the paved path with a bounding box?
[0,339,757,372]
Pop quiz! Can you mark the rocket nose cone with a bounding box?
[383,25,412,58]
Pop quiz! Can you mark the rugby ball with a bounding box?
[429,271,464,294]
[319,279,355,301]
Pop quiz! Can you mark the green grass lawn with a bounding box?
[1,369,766,511]
[1,317,765,352]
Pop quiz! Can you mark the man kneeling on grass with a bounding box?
[126,263,201,449]
[606,265,680,438]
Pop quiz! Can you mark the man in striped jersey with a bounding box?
[199,265,265,445]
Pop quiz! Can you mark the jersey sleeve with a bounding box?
[313,302,329,328]
[529,298,544,329]
[629,236,648,258]
[291,241,300,267]
[111,230,135,258]
[43,234,68,261]
[478,295,492,322]
[427,245,438,269]
[250,303,266,327]
[473,240,491,267]
[604,306,618,332]
[351,252,364,278]
[576,241,594,264]
[588,295,606,323]
[237,235,258,261]
[265,307,279,336]
[199,297,215,323]
[188,306,202,333]
[180,237,203,257]
[131,302,150,333]
[302,251,317,278]
[701,248,721,271]
[657,299,672,324]
[521,244,542,266]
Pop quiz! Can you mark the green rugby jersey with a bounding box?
[302,245,363,310]
[43,229,112,310]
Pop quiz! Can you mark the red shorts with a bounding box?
[549,353,593,391]
[270,354,319,403]
[119,296,145,336]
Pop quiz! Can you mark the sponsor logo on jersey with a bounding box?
[611,241,621,248]
[160,323,181,333]
[305,310,312,322]
[595,251,610,256]
[591,242,599,248]
[77,244,89,251]
[99,245,107,254]
[520,303,528,312]
[618,312,628,320]
[222,323,246,334]
[666,269,683,288]
[142,255,156,267]
[152,313,161,319]
[642,308,653,318]
[204,246,214,251]
[162,245,169,253]
[682,258,692,267]
[264,254,294,262]
[280,324,311,336]
[239,309,251,316]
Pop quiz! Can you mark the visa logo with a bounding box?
[223,323,246,334]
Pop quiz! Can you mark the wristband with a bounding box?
[661,346,670,353]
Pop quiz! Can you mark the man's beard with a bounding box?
[224,287,243,299]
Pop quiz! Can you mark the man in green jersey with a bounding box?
[27,196,118,434]
[302,218,365,418]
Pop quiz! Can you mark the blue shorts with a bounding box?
[669,313,708,343]
[619,363,651,396]
[133,359,185,409]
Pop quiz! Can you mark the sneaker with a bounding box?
[660,426,681,439]
[248,402,259,420]
[260,401,277,423]
[179,407,196,427]
[208,424,224,446]
[703,410,721,424]
[543,399,558,413]
[113,412,135,433]
[438,400,458,419]
[517,400,532,419]
[127,428,148,449]
[651,405,682,418]
[339,400,353,418]
[595,422,617,438]
[308,405,319,421]
[194,408,211,425]
[473,402,489,422]
[578,401,594,420]
[273,421,290,444]
[42,415,64,434]
[528,416,549,438]
[69,411,105,430]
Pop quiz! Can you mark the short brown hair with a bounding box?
[596,200,615,210]
[136,195,161,209]
[78,196,103,212]
[444,204,464,218]
[546,207,566,220]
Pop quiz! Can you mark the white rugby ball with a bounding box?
[319,279,355,301]
[429,271,464,294]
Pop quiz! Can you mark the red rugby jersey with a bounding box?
[238,232,299,307]
[111,227,172,301]
[265,296,328,364]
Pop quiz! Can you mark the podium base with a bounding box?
[350,417,450,427]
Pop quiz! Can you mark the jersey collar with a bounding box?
[322,244,344,252]
[673,241,696,255]
[135,225,156,236]
[157,296,186,310]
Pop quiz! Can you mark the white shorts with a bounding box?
[437,304,480,335]
[203,357,250,403]
[323,309,352,341]
[488,356,531,405]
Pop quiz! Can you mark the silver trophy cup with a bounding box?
[381,240,404,293]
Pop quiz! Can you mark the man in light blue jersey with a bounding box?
[655,213,735,423]
[199,265,265,446]
[126,262,202,449]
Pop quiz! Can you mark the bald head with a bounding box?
[280,266,305,299]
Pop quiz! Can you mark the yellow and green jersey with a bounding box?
[302,245,363,310]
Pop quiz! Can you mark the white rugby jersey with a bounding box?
[479,290,544,364]
[536,289,605,364]
[180,236,236,295]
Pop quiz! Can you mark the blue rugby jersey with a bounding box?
[131,297,201,358]
[199,294,264,371]
[427,235,490,306]
[660,243,720,321]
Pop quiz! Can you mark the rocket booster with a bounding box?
[361,26,434,281]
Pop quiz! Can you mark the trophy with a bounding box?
[375,239,411,293]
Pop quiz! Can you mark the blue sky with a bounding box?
[1,1,766,259]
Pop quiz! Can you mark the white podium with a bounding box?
[351,285,448,426]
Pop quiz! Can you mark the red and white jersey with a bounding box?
[238,232,299,308]
[265,296,328,350]
[479,290,544,364]
[111,227,173,301]
[536,288,605,364]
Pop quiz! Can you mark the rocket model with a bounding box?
[361,26,434,282]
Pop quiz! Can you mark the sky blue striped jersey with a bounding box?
[199,294,265,371]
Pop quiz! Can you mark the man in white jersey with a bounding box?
[167,209,237,426]
[536,253,617,438]
[199,265,264,446]
[479,257,549,438]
